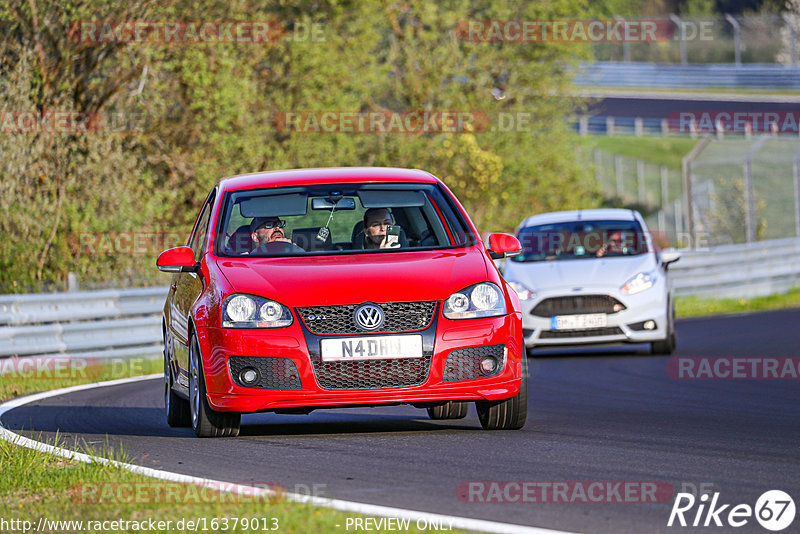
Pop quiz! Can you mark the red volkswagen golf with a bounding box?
[157,167,526,437]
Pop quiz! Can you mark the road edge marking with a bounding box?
[0,374,575,534]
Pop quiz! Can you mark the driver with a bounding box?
[250,216,304,255]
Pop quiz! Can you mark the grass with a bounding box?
[676,287,800,318]
[0,357,471,533]
[578,135,699,170]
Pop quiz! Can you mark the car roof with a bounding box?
[217,167,440,192]
[517,209,640,229]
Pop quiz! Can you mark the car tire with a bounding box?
[651,302,676,355]
[164,343,190,428]
[427,401,469,420]
[189,335,241,438]
[476,356,528,430]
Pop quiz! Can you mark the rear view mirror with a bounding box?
[311,197,356,210]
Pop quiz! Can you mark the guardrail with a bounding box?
[1,239,798,362]
[0,287,167,362]
[670,237,800,298]
[574,62,800,90]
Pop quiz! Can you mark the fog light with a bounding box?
[643,320,656,330]
[240,368,259,385]
[480,357,497,375]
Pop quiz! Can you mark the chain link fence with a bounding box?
[592,15,791,64]
[588,136,800,248]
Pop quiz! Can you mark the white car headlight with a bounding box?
[443,283,506,319]
[507,281,536,301]
[621,271,657,295]
[222,294,293,328]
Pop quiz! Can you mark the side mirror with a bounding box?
[487,233,522,260]
[157,246,200,273]
[661,250,681,266]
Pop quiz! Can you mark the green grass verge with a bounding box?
[676,287,800,318]
[578,135,699,170]
[0,357,471,534]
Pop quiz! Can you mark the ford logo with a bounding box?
[354,304,385,331]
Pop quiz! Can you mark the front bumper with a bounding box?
[195,312,523,413]
[519,286,669,348]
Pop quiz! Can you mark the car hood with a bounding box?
[215,248,489,307]
[503,253,656,291]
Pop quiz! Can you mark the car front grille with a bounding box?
[443,344,505,382]
[539,327,624,338]
[228,356,302,389]
[297,301,437,335]
[531,295,625,317]
[310,350,433,390]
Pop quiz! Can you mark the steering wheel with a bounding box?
[252,240,302,255]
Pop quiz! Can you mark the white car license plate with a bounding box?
[320,335,423,362]
[551,313,607,330]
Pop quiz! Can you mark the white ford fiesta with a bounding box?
[502,209,680,355]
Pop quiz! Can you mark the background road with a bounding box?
[3,310,800,533]
[584,95,800,119]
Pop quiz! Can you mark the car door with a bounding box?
[170,190,215,385]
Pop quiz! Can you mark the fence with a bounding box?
[587,135,800,247]
[590,15,793,64]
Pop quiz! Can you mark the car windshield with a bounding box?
[510,219,648,262]
[215,182,477,256]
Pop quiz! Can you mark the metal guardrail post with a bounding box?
[637,160,646,205]
[784,14,798,65]
[681,135,712,249]
[724,15,741,66]
[579,115,588,136]
[615,16,631,62]
[743,136,769,243]
[615,155,624,198]
[670,14,688,65]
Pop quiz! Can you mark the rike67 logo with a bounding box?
[668,490,795,531]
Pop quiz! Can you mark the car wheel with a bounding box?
[476,356,528,430]
[427,401,469,420]
[651,302,676,355]
[164,341,190,428]
[189,335,241,438]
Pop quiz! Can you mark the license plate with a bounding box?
[551,313,607,330]
[320,335,423,362]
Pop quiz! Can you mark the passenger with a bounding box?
[250,216,304,254]
[361,208,402,249]
[597,230,625,257]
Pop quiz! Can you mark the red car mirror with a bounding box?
[157,246,200,273]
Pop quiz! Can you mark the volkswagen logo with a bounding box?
[354,303,385,331]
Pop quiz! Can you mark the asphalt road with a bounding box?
[4,309,800,533]
[585,96,800,119]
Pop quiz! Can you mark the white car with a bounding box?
[502,209,680,354]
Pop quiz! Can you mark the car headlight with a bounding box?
[222,294,293,328]
[507,281,536,301]
[443,283,506,319]
[621,271,657,295]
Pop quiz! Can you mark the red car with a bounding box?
[157,167,526,437]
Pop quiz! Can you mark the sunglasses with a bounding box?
[257,219,286,229]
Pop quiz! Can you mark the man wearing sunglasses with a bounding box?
[249,216,304,255]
